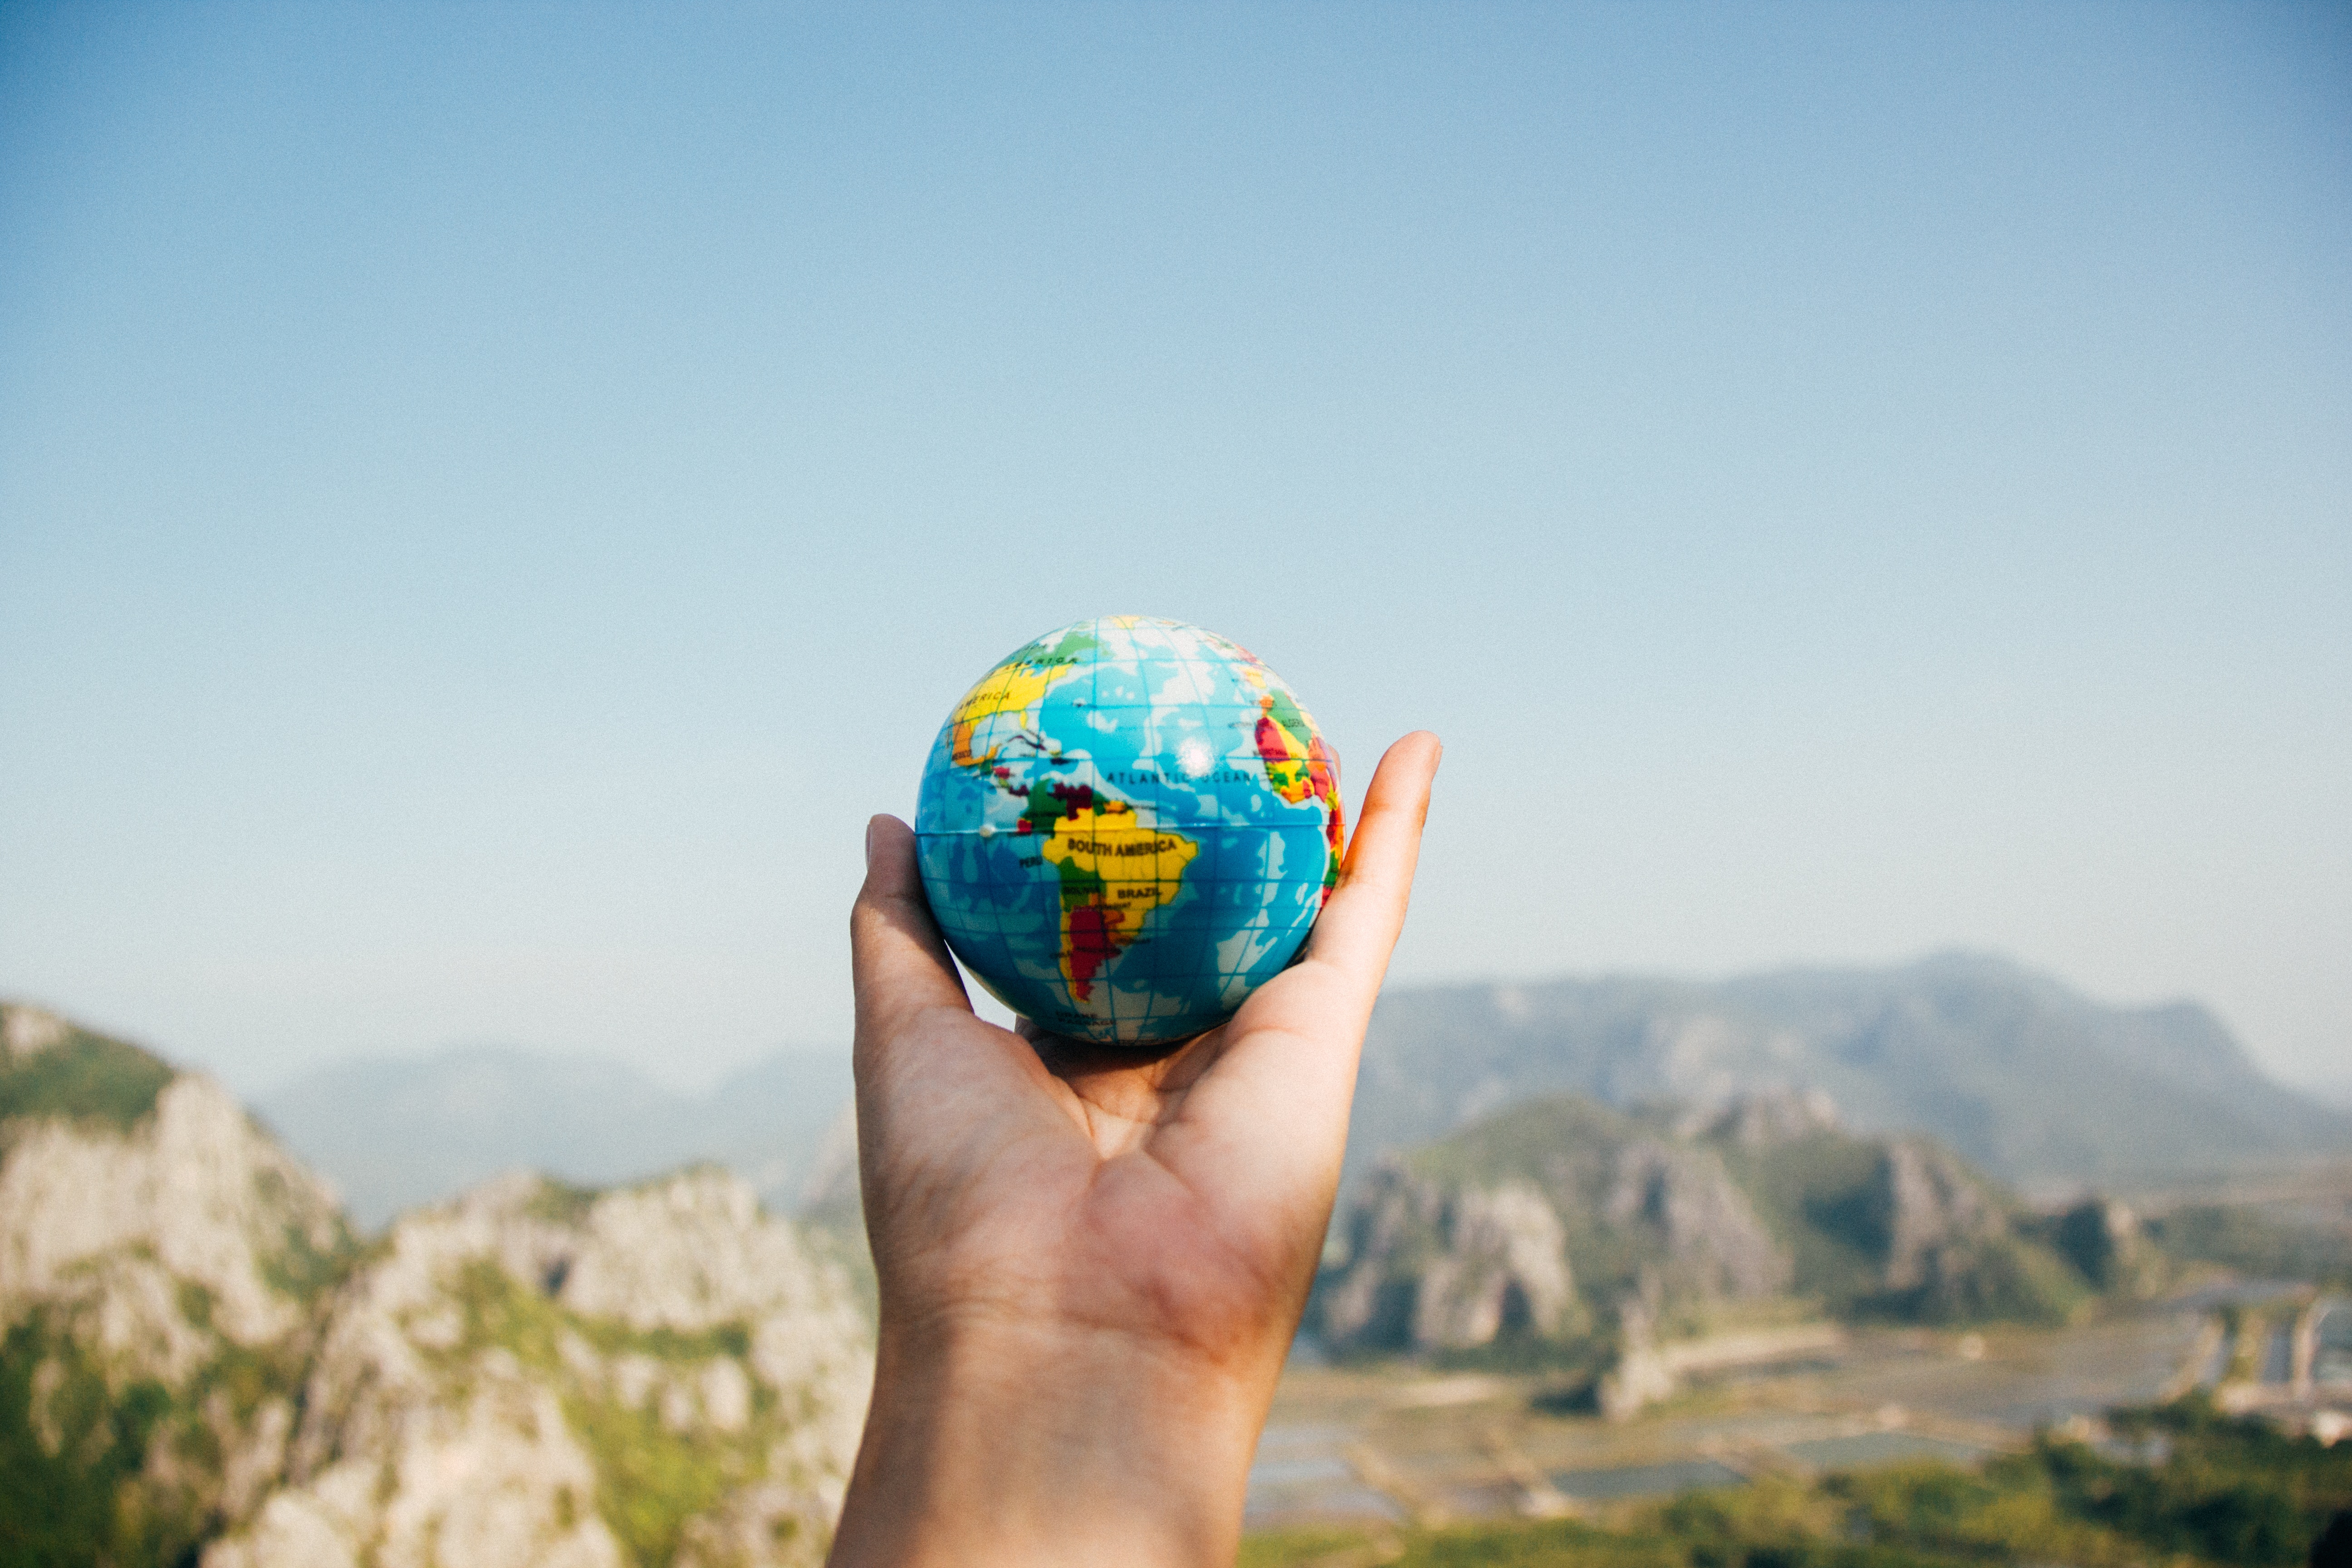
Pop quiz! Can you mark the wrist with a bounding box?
[828,1308,1276,1567]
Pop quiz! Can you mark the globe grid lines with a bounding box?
[916,617,1338,1045]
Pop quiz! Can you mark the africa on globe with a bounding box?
[915,616,1343,1045]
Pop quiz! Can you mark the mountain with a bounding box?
[1,1003,350,1566]
[1314,1087,2148,1412]
[257,954,2345,1234]
[206,1168,870,1568]
[0,1003,872,1568]
[257,1046,853,1229]
[1350,953,2351,1190]
[2302,1075,2352,1112]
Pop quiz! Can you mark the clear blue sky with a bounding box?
[4,2,2346,1094]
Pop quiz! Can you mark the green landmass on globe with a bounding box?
[915,616,1343,1044]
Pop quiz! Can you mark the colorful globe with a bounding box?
[915,616,1343,1045]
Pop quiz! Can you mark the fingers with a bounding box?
[1301,730,1442,997]
[850,814,972,1049]
[848,818,1090,1241]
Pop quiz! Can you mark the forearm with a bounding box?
[827,1314,1276,1568]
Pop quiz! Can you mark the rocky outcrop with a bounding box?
[1701,1087,1841,1149]
[0,1002,876,1568]
[2052,1196,2163,1297]
[1321,1170,1579,1351]
[1319,1098,1791,1357]
[1411,1181,1577,1349]
[1595,1297,1677,1420]
[1317,1088,2095,1366]
[1602,1138,1790,1299]
[205,1167,871,1568]
[1852,1139,2087,1323]
[1872,1140,1998,1293]
[0,1003,350,1561]
[0,1071,344,1362]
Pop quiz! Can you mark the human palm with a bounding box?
[858,989,1352,1372]
[834,731,1439,1567]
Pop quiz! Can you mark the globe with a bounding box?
[915,616,1343,1045]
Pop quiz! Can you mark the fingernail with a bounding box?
[864,819,876,870]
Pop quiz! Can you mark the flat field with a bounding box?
[1246,1311,2209,1532]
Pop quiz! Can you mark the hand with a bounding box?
[828,732,1441,1568]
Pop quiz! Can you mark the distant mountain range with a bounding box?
[4,964,2346,1559]
[1350,952,2351,1192]
[256,1045,851,1228]
[2305,1076,2352,1112]
[245,951,2348,1231]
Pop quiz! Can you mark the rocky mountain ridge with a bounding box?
[1350,952,2350,1191]
[1314,1087,2153,1413]
[0,1003,871,1568]
[1,1003,349,1563]
[245,956,2347,1238]
[210,1168,870,1568]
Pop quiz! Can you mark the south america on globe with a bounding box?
[915,616,1343,1045]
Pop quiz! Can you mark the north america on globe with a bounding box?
[914,616,1343,1044]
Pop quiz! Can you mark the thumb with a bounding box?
[849,815,972,1049]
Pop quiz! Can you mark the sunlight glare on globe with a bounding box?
[914,617,1343,1045]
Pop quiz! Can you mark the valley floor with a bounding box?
[1245,1298,2321,1534]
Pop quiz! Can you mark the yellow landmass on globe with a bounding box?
[1039,802,1200,1001]
[947,654,1087,769]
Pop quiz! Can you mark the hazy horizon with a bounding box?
[5,5,2346,1094]
[16,946,2343,1107]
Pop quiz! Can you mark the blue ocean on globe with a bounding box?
[914,617,1343,1044]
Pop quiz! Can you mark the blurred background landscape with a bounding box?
[3,3,2347,1565]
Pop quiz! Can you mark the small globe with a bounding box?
[915,616,1343,1045]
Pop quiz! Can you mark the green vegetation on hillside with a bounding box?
[0,1297,317,1568]
[1242,1397,2352,1568]
[1736,1123,2112,1326]
[1715,1132,1886,1307]
[252,1179,361,1303]
[439,1253,774,1568]
[1720,1131,2090,1325]
[525,1175,604,1227]
[0,1315,186,1568]
[1320,1092,2101,1372]
[0,1026,174,1132]
[1404,1096,1670,1323]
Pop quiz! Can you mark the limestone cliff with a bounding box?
[1321,1093,1794,1358]
[1317,1088,2094,1374]
[0,1003,350,1562]
[1321,1174,1580,1352]
[0,1002,874,1568]
[2052,1195,2166,1298]
[206,1168,871,1568]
